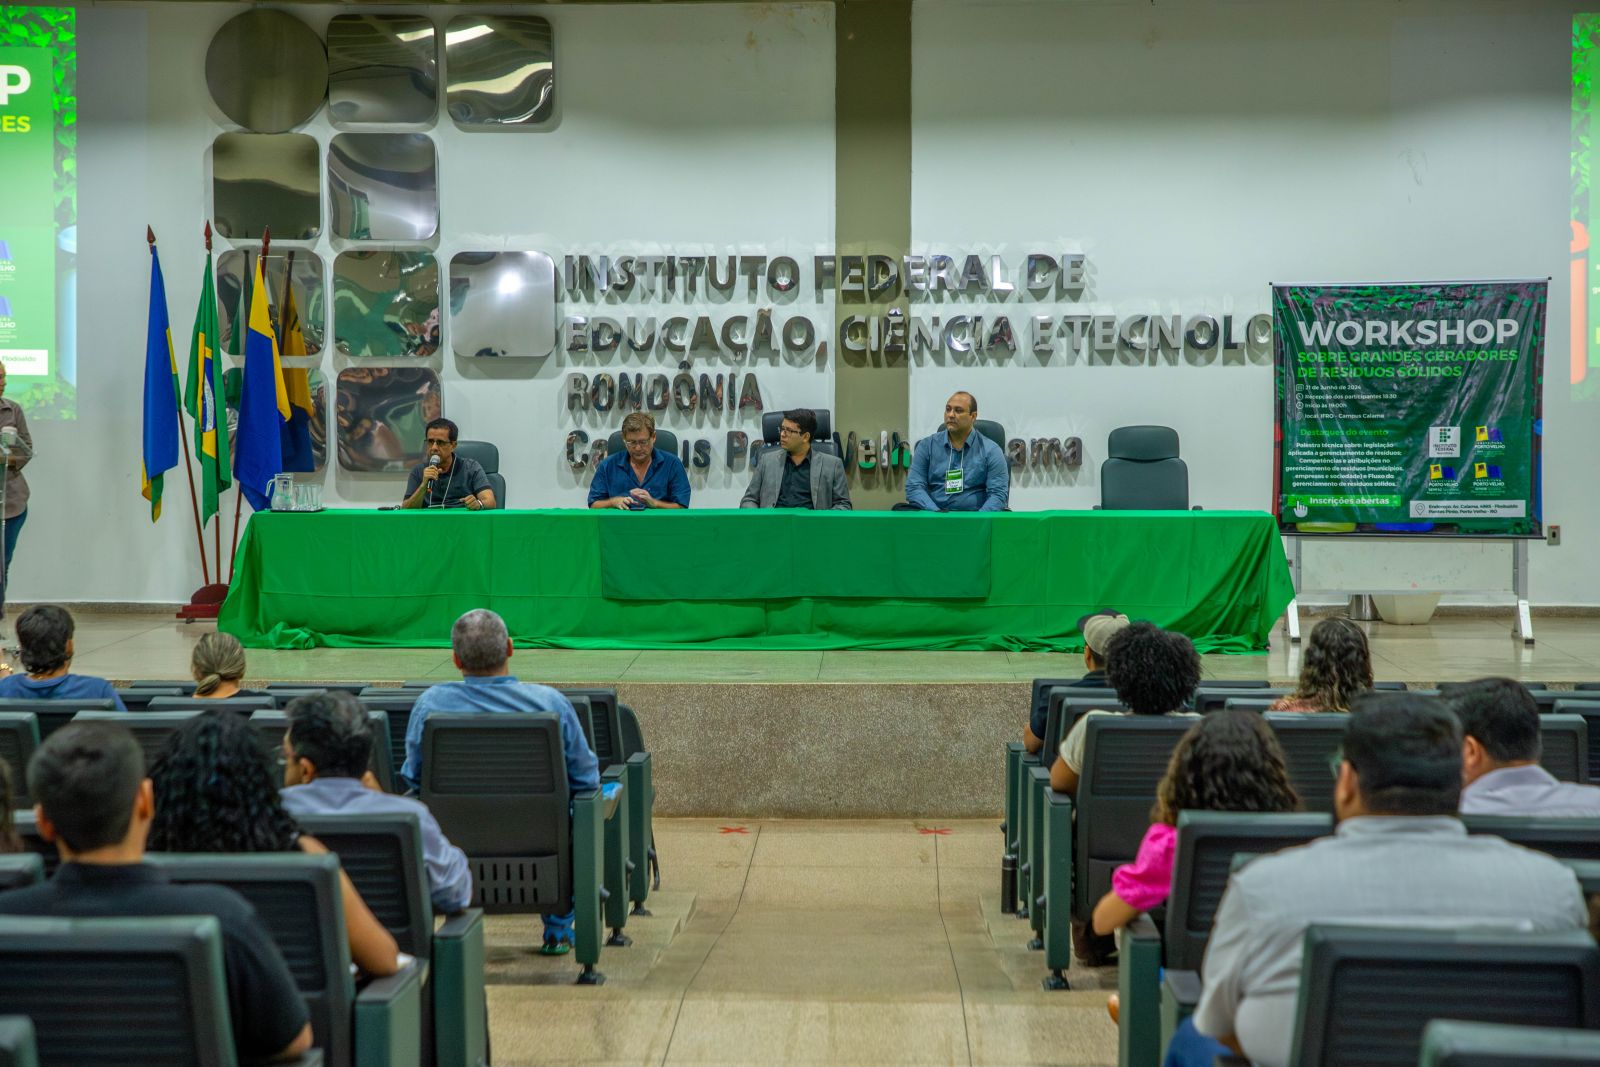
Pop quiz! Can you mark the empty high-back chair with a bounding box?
[1099,425,1190,510]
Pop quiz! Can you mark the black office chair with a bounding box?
[1099,425,1191,510]
[1420,1020,1600,1067]
[0,915,304,1066]
[605,428,679,458]
[760,409,839,457]
[454,440,505,509]
[0,712,38,807]
[150,852,424,1067]
[1273,925,1600,1067]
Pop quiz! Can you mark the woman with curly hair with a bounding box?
[147,708,400,976]
[1050,622,1202,795]
[1270,617,1373,712]
[1095,710,1301,1020]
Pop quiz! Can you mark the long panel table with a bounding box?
[218,509,1295,653]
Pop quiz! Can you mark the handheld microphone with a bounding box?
[425,452,441,481]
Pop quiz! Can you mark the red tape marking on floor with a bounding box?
[718,826,749,834]
[918,827,952,836]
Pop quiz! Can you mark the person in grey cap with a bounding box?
[1024,611,1130,755]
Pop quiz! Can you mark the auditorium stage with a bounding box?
[51,607,1600,819]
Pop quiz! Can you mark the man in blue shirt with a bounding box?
[0,604,125,709]
[280,690,473,914]
[403,609,600,953]
[588,412,691,510]
[904,392,1009,511]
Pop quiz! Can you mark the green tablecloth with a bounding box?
[218,509,1294,653]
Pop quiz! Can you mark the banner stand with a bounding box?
[1283,534,1534,646]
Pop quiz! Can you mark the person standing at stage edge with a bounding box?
[0,362,33,626]
[402,417,495,510]
[589,412,691,511]
[902,391,1009,512]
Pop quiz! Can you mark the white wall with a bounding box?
[909,0,1587,601]
[22,1,833,604]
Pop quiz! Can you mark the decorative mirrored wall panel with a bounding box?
[335,366,441,472]
[449,251,557,359]
[328,133,439,241]
[206,11,328,133]
[445,16,555,129]
[333,250,440,358]
[327,14,438,126]
[217,250,325,357]
[213,133,321,241]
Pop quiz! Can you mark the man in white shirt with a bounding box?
[1447,677,1600,817]
[1167,693,1587,1067]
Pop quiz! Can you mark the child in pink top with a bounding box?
[1092,710,1302,1022]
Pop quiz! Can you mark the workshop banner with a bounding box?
[1274,281,1545,537]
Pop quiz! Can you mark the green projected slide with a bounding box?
[0,6,74,419]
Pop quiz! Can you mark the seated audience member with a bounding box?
[0,760,19,852]
[903,392,1009,512]
[403,608,599,954]
[1050,622,1201,795]
[0,604,125,709]
[1446,677,1600,817]
[190,631,263,700]
[1095,710,1302,1022]
[589,412,690,511]
[740,408,851,510]
[148,709,402,977]
[280,690,473,914]
[1268,617,1372,712]
[1168,694,1587,1067]
[0,723,311,1061]
[1024,610,1129,755]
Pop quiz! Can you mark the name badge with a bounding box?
[945,469,964,494]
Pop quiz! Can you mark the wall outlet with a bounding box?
[1548,525,1561,546]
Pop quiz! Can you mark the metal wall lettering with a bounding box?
[217,250,325,357]
[335,366,442,472]
[448,251,556,358]
[327,133,439,242]
[327,14,437,126]
[444,16,554,129]
[333,250,440,358]
[212,133,322,241]
[206,10,328,133]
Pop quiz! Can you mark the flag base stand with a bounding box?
[177,582,229,622]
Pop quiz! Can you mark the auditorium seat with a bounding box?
[295,811,489,1067]
[618,702,661,898]
[250,709,397,794]
[1461,815,1600,861]
[125,679,199,694]
[11,812,56,877]
[0,712,38,807]
[357,691,421,783]
[72,711,201,770]
[1118,811,1331,1067]
[563,688,656,913]
[150,851,424,1067]
[0,853,43,892]
[145,695,277,713]
[1099,425,1191,510]
[1419,1020,1600,1067]
[1552,700,1600,780]
[1220,697,1277,714]
[114,687,187,711]
[0,915,325,1066]
[1215,925,1600,1067]
[420,713,625,984]
[0,1015,36,1067]
[268,682,369,696]
[1263,713,1349,815]
[1194,686,1286,712]
[0,699,115,741]
[1539,714,1588,782]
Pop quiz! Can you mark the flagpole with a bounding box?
[154,226,212,589]
[229,227,268,582]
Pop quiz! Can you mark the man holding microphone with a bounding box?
[401,418,496,510]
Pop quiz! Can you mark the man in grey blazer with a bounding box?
[741,409,852,510]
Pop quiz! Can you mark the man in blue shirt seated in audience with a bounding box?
[1446,677,1600,817]
[1023,610,1128,755]
[0,722,311,1061]
[280,690,474,914]
[0,604,125,709]
[588,412,691,511]
[403,608,600,953]
[903,392,1009,512]
[1168,693,1587,1067]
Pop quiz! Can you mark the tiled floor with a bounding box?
[51,609,1600,686]
[483,819,1119,1067]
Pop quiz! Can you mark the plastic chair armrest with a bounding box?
[284,1053,325,1067]
[572,789,606,966]
[433,908,487,1067]
[354,958,426,1067]
[1160,968,1202,1061]
[1118,915,1162,1067]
